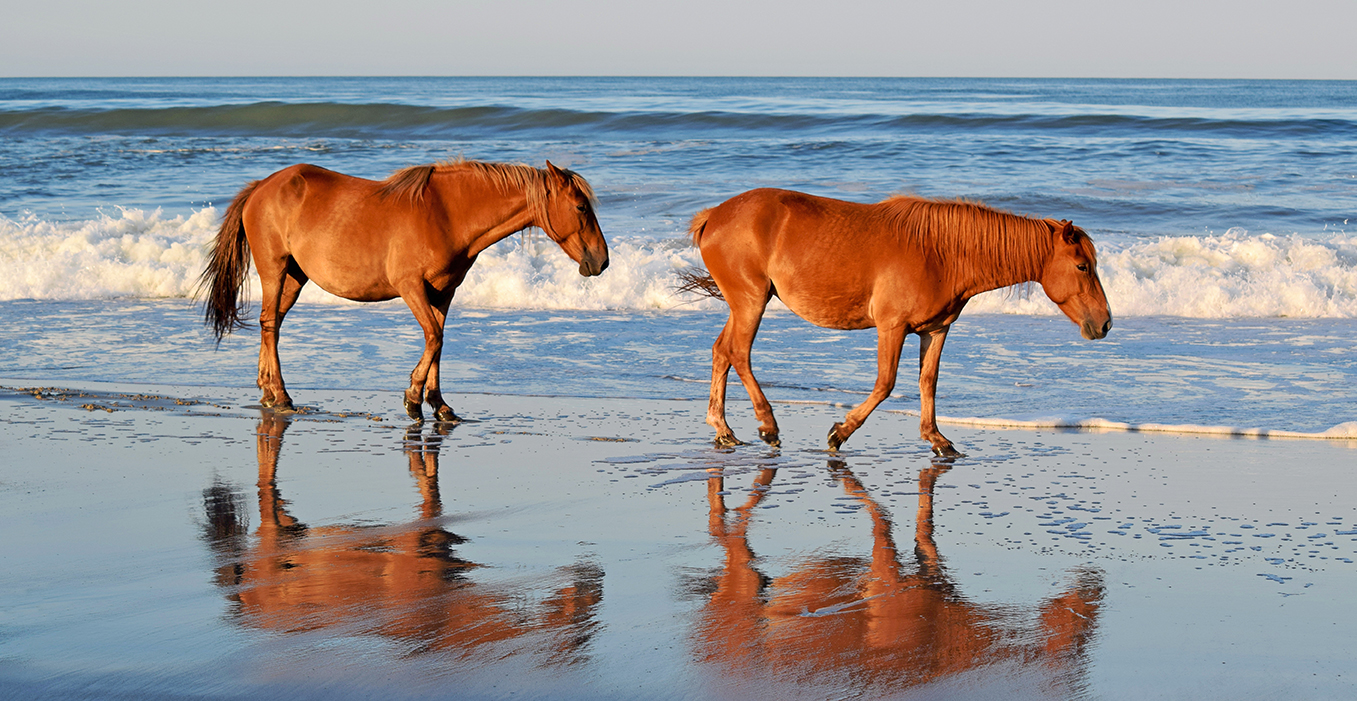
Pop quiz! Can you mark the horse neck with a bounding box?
[923,208,1053,298]
[432,171,540,257]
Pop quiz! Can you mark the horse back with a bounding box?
[241,164,413,301]
[699,189,935,329]
[701,188,908,261]
[245,164,368,227]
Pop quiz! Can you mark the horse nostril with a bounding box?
[1102,319,1113,335]
[599,257,609,273]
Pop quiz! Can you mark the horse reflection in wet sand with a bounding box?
[685,190,1112,455]
[200,159,608,421]
[202,413,602,662]
[690,462,1103,696]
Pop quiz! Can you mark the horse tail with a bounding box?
[199,180,260,342]
[677,208,724,300]
[688,207,713,247]
[674,267,724,301]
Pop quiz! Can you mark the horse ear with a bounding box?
[545,160,567,183]
[1057,220,1078,244]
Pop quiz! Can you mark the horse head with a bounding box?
[542,161,609,277]
[1040,221,1112,340]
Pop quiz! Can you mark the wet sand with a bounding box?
[2,381,1355,700]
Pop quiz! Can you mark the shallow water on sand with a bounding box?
[2,384,1355,700]
[3,299,1355,436]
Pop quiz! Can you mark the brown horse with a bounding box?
[200,159,609,421]
[687,189,1112,455]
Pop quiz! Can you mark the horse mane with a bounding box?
[876,196,1081,287]
[377,165,436,204]
[377,159,597,229]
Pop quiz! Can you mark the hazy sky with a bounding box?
[5,0,1355,79]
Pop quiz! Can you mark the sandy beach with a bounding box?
[2,380,1354,700]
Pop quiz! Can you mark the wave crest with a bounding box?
[4,210,1355,318]
[4,102,1354,140]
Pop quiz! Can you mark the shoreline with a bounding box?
[7,376,1356,446]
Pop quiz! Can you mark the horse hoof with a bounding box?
[714,433,745,447]
[758,429,780,447]
[825,423,846,450]
[434,406,461,423]
[261,396,292,411]
[827,423,846,452]
[404,399,424,421]
[932,443,964,459]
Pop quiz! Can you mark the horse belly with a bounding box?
[775,285,876,330]
[291,248,401,302]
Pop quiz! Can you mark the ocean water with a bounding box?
[1,77,1354,437]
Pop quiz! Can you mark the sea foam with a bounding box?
[3,209,1356,318]
[900,412,1357,441]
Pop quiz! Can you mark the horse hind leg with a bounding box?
[709,288,780,447]
[706,319,741,446]
[257,260,307,410]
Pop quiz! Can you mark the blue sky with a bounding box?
[5,0,1355,79]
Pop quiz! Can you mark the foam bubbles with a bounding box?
[0,208,721,311]
[4,211,1356,318]
[970,229,1357,318]
[0,208,216,301]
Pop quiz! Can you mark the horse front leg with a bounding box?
[422,294,460,423]
[918,326,962,457]
[399,285,445,421]
[829,324,906,451]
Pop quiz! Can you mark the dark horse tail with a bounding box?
[199,180,260,342]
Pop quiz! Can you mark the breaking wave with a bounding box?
[3,208,1355,318]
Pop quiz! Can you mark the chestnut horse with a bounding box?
[687,189,1111,456]
[200,160,608,421]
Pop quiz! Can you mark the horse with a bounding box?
[685,189,1111,456]
[199,159,608,421]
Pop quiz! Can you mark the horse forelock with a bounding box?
[877,195,1056,287]
[1073,226,1098,262]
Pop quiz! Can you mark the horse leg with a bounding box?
[422,293,460,423]
[918,326,962,457]
[265,265,308,409]
[255,257,298,409]
[398,284,444,421]
[706,318,741,446]
[718,291,780,447]
[828,324,906,451]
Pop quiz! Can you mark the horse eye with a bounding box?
[1076,263,1090,272]
[575,204,588,213]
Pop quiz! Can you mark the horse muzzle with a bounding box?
[1081,317,1113,340]
[578,249,609,277]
